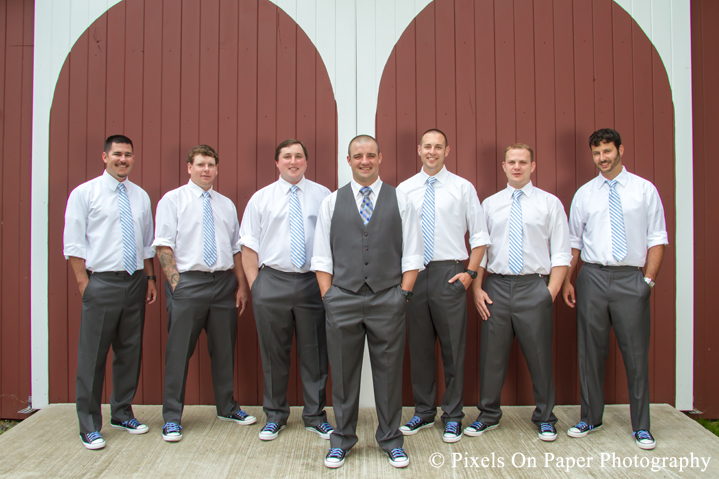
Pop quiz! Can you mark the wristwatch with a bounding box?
[401,290,413,301]
[644,277,655,288]
[465,269,478,280]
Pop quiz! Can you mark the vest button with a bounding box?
[364,276,368,279]
[365,246,369,251]
[364,262,368,266]
[364,232,368,236]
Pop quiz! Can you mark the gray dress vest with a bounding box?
[330,183,403,293]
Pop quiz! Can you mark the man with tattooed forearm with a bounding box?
[152,144,252,443]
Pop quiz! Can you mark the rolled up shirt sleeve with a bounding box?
[397,190,425,273]
[142,195,155,259]
[645,184,669,248]
[467,185,491,249]
[568,192,585,251]
[310,193,335,274]
[239,194,261,253]
[152,194,178,251]
[549,198,572,267]
[63,188,88,260]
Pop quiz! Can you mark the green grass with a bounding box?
[0,420,19,436]
[696,418,719,437]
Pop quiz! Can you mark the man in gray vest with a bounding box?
[312,135,423,469]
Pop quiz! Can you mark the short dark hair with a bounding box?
[420,128,449,147]
[589,128,622,150]
[504,143,534,162]
[104,135,133,154]
[348,134,380,156]
[187,144,219,165]
[275,139,308,162]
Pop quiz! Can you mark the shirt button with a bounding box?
[364,232,368,237]
[365,247,369,251]
[364,262,369,266]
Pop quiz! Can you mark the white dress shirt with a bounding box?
[153,179,241,272]
[311,178,424,275]
[397,166,490,261]
[240,176,330,273]
[569,167,668,267]
[64,170,154,272]
[481,182,571,275]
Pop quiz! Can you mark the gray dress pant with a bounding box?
[251,266,328,426]
[406,260,467,425]
[477,274,557,426]
[576,263,651,432]
[163,270,240,424]
[324,283,406,452]
[76,270,147,434]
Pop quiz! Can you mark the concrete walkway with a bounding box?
[0,404,717,478]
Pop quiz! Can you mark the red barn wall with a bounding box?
[691,0,719,419]
[0,0,34,420]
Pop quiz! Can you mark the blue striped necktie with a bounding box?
[289,185,306,268]
[422,176,437,265]
[117,183,137,275]
[359,186,373,225]
[202,191,218,267]
[508,189,524,274]
[606,180,627,261]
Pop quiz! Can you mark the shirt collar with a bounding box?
[420,165,448,184]
[505,180,534,198]
[278,175,306,194]
[350,177,382,198]
[187,178,214,198]
[597,166,628,188]
[102,169,126,190]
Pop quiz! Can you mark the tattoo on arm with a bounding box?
[157,246,180,288]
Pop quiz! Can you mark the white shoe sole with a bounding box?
[636,440,656,450]
[81,441,105,450]
[111,424,149,435]
[538,433,558,442]
[162,434,182,442]
[324,459,345,468]
[567,425,601,438]
[399,422,434,436]
[463,423,499,437]
[306,426,333,440]
[259,425,286,441]
[387,455,410,468]
[442,433,462,443]
[217,414,257,426]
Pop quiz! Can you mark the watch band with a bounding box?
[147,276,157,281]
[465,269,478,280]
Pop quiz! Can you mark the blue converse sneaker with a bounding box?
[79,431,105,450]
[386,447,410,468]
[443,421,462,443]
[463,421,499,437]
[538,423,558,442]
[110,418,149,435]
[399,416,434,435]
[162,422,182,442]
[634,430,656,450]
[567,421,602,438]
[258,422,286,441]
[306,422,334,440]
[218,410,257,425]
[324,447,348,468]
